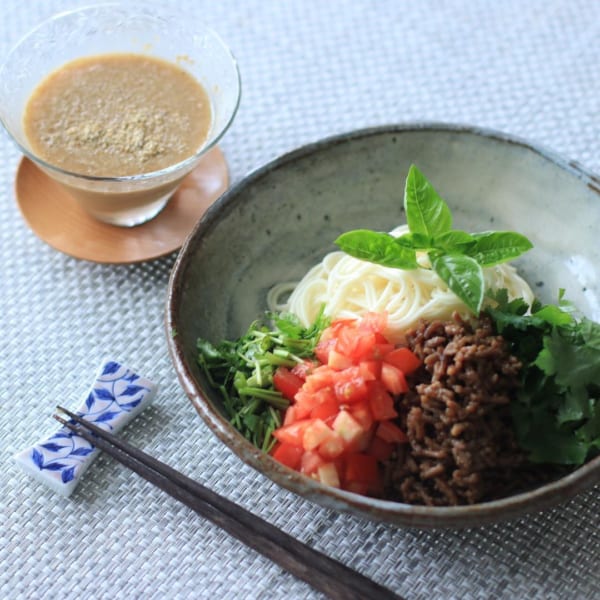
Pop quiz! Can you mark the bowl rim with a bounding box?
[166,122,600,528]
[0,2,242,183]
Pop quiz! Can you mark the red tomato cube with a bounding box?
[344,453,380,486]
[318,431,346,459]
[366,435,395,461]
[358,312,388,333]
[273,366,304,401]
[376,420,408,444]
[380,363,408,395]
[310,397,340,420]
[383,347,422,375]
[334,376,368,405]
[359,360,382,381]
[328,348,354,370]
[332,410,364,446]
[315,338,336,364]
[300,450,326,475]
[272,443,304,469]
[273,419,314,447]
[282,405,298,426]
[291,359,318,380]
[344,481,369,495]
[303,365,336,393]
[349,400,374,430]
[317,462,341,488]
[303,418,334,451]
[367,381,398,420]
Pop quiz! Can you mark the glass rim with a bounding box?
[0,1,242,183]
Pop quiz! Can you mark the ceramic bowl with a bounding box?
[166,124,600,528]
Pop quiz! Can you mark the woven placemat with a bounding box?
[1,1,599,598]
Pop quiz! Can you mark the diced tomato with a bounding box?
[317,462,341,487]
[349,400,374,430]
[376,420,408,444]
[282,405,298,426]
[272,442,304,469]
[303,365,335,393]
[314,337,336,364]
[367,380,398,420]
[300,450,326,475]
[273,367,304,402]
[310,397,339,420]
[345,481,370,495]
[383,347,422,375]
[295,387,335,419]
[291,359,318,380]
[338,328,378,362]
[318,431,345,459]
[380,363,408,395]
[327,348,354,370]
[345,453,380,486]
[334,375,368,405]
[359,360,381,381]
[303,419,334,451]
[358,311,388,333]
[332,410,364,447]
[370,342,394,360]
[366,435,394,461]
[270,312,417,500]
[273,419,313,447]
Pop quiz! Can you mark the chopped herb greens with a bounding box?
[486,289,600,465]
[197,309,330,452]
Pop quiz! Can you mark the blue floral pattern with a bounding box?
[14,361,157,496]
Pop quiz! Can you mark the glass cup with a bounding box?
[0,4,241,227]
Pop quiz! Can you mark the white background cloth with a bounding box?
[1,1,599,598]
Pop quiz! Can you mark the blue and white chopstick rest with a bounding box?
[14,360,157,497]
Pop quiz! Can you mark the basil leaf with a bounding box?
[394,231,433,249]
[432,230,476,252]
[335,230,418,269]
[404,164,452,236]
[466,231,533,266]
[430,252,484,314]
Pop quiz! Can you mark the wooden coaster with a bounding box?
[15,146,229,264]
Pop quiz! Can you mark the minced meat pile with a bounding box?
[384,314,559,506]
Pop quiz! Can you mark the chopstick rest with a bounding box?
[13,360,157,497]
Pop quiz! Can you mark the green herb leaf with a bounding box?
[531,304,574,327]
[430,252,484,314]
[394,231,433,250]
[336,167,534,315]
[196,310,329,450]
[466,231,533,266]
[557,385,591,424]
[487,292,600,465]
[404,164,452,236]
[432,230,476,252]
[335,230,418,269]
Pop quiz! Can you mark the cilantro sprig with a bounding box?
[197,310,330,451]
[335,165,533,314]
[486,289,600,465]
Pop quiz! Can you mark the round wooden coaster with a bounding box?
[15,146,229,264]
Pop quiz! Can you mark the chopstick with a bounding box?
[54,406,404,600]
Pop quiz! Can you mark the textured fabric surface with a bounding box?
[1,1,599,598]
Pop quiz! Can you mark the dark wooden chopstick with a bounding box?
[54,406,403,600]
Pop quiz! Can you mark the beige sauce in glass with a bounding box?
[23,53,212,177]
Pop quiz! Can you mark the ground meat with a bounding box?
[384,314,561,506]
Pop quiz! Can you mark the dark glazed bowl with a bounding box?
[166,123,600,528]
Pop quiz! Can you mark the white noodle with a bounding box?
[270,225,534,343]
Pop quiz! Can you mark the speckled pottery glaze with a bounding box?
[166,123,600,528]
